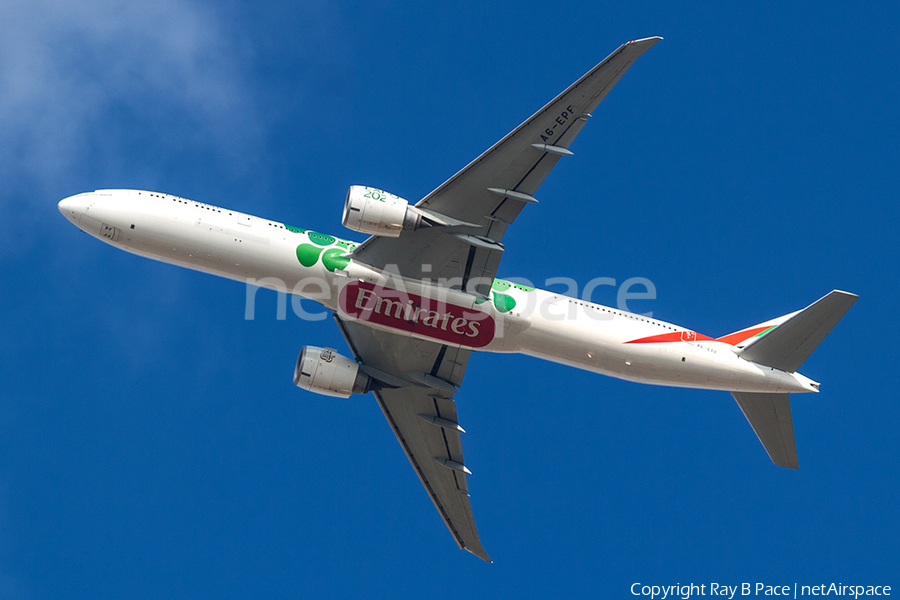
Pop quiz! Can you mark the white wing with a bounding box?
[353,37,661,297]
[334,316,490,561]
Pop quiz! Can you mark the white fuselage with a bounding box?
[59,189,817,395]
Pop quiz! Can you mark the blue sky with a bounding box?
[1,0,898,598]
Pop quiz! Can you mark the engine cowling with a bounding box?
[342,186,424,237]
[293,346,372,398]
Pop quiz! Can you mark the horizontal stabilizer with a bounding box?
[731,392,798,469]
[739,290,858,372]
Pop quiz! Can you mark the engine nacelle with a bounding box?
[342,186,424,237]
[293,346,372,398]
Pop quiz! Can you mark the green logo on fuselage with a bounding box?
[295,231,355,272]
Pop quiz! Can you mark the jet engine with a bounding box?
[293,346,372,398]
[341,185,425,237]
[342,185,480,237]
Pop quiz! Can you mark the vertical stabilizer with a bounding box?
[739,290,858,373]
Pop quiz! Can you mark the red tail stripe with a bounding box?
[625,331,715,344]
[715,326,772,346]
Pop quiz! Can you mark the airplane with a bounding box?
[58,37,857,562]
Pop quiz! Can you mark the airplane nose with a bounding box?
[58,196,73,214]
[58,193,91,226]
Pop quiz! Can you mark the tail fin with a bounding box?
[731,392,798,469]
[728,291,857,470]
[738,290,858,372]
